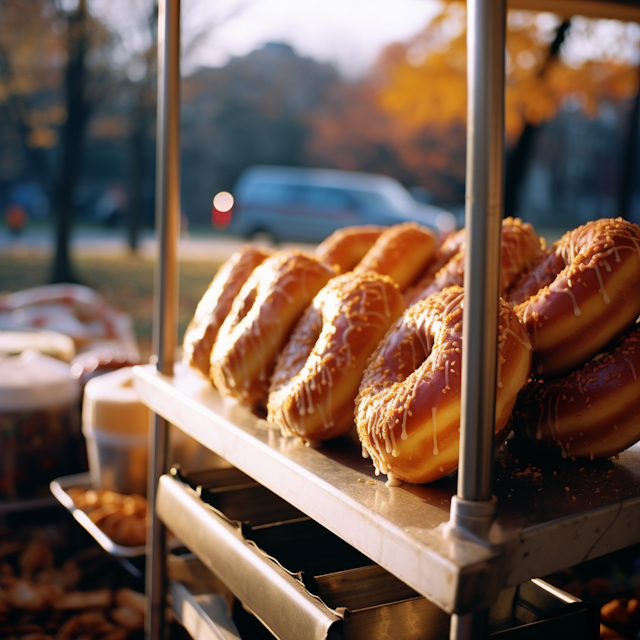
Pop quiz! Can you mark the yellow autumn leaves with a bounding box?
[375,4,640,142]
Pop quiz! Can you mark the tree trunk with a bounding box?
[50,0,89,284]
[127,100,146,253]
[126,2,158,254]
[504,21,571,218]
[617,64,640,222]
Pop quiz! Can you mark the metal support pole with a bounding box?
[146,0,180,638]
[146,415,171,640]
[450,0,506,637]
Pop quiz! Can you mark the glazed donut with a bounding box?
[354,222,438,291]
[404,227,466,304]
[183,246,270,379]
[406,218,544,305]
[355,286,532,485]
[513,323,640,460]
[509,218,640,376]
[210,250,336,408]
[267,272,405,443]
[314,225,385,273]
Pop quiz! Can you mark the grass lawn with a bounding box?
[0,222,569,361]
[0,250,222,361]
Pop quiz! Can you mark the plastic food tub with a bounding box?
[0,350,81,501]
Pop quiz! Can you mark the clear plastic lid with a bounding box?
[0,349,81,412]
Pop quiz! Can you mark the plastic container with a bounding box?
[0,329,76,362]
[82,422,149,495]
[0,350,81,500]
[82,367,226,495]
[82,367,150,495]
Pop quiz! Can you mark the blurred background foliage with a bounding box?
[0,0,639,283]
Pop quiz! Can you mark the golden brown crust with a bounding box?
[600,598,640,637]
[512,218,640,376]
[210,250,336,408]
[406,217,544,305]
[115,588,145,614]
[513,324,640,459]
[314,225,385,274]
[267,272,405,442]
[355,286,532,484]
[68,489,147,547]
[110,605,145,630]
[182,246,270,380]
[404,228,466,304]
[506,248,564,305]
[354,222,437,291]
[54,588,113,611]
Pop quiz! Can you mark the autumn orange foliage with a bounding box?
[376,4,640,141]
[306,4,640,203]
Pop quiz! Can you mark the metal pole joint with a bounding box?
[447,495,498,542]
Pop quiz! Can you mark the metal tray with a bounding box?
[50,472,182,559]
[156,467,597,640]
[134,363,640,614]
[50,473,147,558]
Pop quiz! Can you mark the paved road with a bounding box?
[0,227,315,263]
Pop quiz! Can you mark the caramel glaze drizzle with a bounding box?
[514,218,640,324]
[408,217,544,305]
[183,246,269,378]
[514,325,640,460]
[211,250,335,406]
[355,285,531,485]
[268,271,404,442]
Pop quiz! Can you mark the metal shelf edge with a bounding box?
[157,474,342,639]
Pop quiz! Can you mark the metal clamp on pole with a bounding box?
[146,1,181,639]
[448,495,498,542]
[450,0,506,637]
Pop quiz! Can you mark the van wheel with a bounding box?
[250,229,277,245]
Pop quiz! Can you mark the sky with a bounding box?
[183,0,443,77]
[92,0,640,80]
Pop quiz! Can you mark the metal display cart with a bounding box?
[136,0,640,639]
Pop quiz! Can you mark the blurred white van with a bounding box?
[219,166,457,243]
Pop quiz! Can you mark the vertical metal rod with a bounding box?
[146,415,170,640]
[459,0,506,507]
[450,0,506,638]
[153,0,181,375]
[450,609,489,640]
[146,0,180,639]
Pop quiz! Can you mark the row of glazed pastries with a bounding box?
[183,218,640,485]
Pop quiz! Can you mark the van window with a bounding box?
[349,190,396,213]
[303,186,353,209]
[241,182,355,210]
[242,182,295,204]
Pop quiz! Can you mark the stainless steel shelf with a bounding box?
[134,363,640,614]
[157,469,597,640]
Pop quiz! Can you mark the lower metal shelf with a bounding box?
[157,467,598,640]
[171,581,241,640]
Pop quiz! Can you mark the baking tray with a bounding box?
[134,363,640,614]
[50,471,182,558]
[156,467,598,640]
